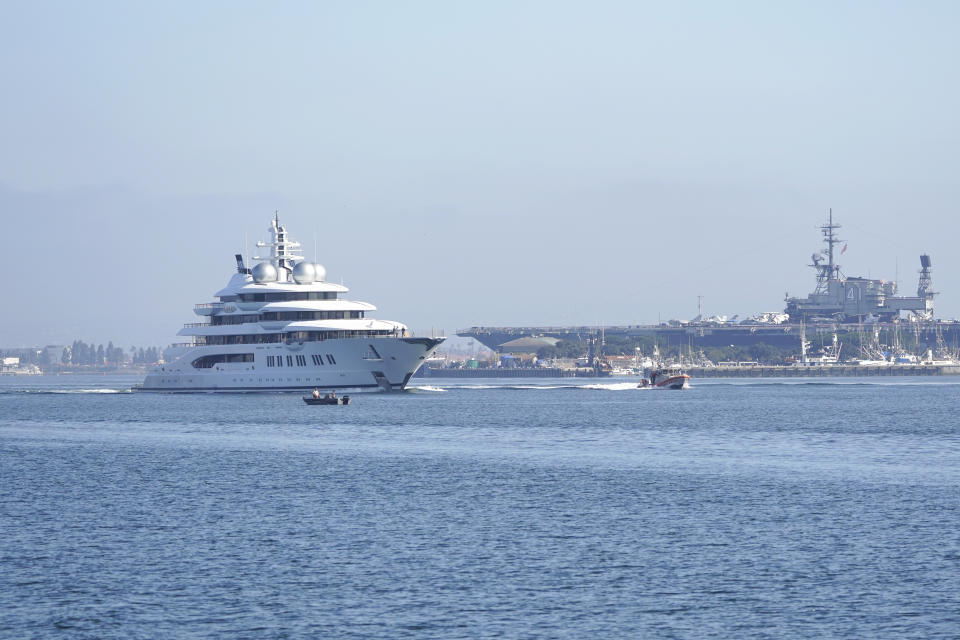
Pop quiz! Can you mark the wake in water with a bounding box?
[580,382,646,391]
[408,381,651,392]
[412,377,960,392]
[0,388,133,395]
[49,388,132,394]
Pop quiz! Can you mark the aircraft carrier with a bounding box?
[783,210,934,322]
[458,212,957,355]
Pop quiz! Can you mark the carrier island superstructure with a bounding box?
[459,212,952,355]
[783,210,934,322]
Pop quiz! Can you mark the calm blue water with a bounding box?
[2,374,959,638]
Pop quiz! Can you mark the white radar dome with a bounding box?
[251,262,278,283]
[313,263,326,282]
[292,261,316,284]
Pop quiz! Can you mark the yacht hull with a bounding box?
[138,337,443,393]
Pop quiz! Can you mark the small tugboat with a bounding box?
[636,346,691,389]
[638,365,691,390]
[303,390,351,405]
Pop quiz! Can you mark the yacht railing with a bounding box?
[182,322,210,328]
[194,302,224,311]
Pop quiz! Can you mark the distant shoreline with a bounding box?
[30,368,152,376]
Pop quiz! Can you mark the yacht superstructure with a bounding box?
[140,214,443,392]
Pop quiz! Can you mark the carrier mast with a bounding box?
[812,208,843,295]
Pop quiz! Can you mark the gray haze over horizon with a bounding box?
[2,1,958,348]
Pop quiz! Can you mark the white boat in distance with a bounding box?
[139,214,443,392]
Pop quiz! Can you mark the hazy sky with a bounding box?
[2,1,958,347]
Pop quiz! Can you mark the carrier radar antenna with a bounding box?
[918,254,934,296]
[813,208,843,295]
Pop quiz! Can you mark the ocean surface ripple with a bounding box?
[2,374,959,638]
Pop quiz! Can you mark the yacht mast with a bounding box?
[254,211,304,280]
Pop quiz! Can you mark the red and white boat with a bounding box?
[638,365,691,390]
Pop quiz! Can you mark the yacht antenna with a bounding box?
[253,210,304,277]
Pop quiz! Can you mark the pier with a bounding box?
[418,364,960,379]
[690,365,960,378]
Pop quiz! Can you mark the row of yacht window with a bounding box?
[191,353,255,368]
[221,292,339,302]
[191,352,342,369]
[197,329,398,345]
[265,354,337,367]
[261,311,364,321]
[209,311,364,326]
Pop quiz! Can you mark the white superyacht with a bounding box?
[139,215,443,392]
